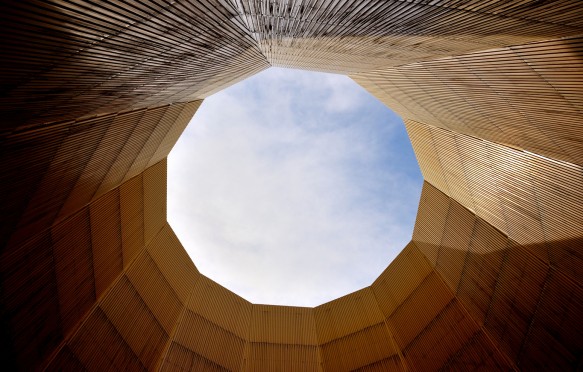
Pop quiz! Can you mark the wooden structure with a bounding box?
[0,1,581,370]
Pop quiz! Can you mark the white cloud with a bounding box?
[168,67,422,306]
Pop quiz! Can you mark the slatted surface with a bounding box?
[1,0,582,371]
[236,0,582,73]
[0,1,268,129]
[412,182,583,369]
[0,101,200,252]
[408,121,583,286]
[353,36,583,166]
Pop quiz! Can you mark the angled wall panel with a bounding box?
[1,1,582,370]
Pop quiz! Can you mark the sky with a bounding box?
[168,67,423,307]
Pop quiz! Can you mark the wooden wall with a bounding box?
[1,1,582,370]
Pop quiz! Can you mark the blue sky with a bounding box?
[168,68,422,306]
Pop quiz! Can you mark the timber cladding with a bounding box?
[0,0,581,370]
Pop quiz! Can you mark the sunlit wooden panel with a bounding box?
[147,224,199,304]
[529,154,583,284]
[320,323,398,372]
[355,36,583,166]
[405,120,450,196]
[188,276,251,339]
[489,145,547,260]
[314,288,385,345]
[435,201,476,292]
[432,129,476,210]
[1,1,582,370]
[411,182,451,265]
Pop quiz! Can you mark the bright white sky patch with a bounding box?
[168,68,422,307]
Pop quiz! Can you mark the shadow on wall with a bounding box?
[417,236,583,370]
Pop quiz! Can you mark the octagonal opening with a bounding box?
[168,68,422,306]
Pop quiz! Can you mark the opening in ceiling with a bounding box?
[168,67,423,306]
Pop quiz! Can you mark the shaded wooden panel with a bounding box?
[352,356,405,372]
[246,343,320,372]
[403,299,479,371]
[69,307,145,371]
[0,121,69,248]
[147,101,202,168]
[161,342,228,372]
[126,250,183,335]
[529,154,583,284]
[57,112,138,220]
[89,187,123,298]
[93,109,149,198]
[121,106,169,183]
[143,159,167,245]
[100,276,168,370]
[51,208,96,337]
[250,305,317,345]
[518,269,583,370]
[0,231,62,370]
[119,174,144,267]
[172,310,246,371]
[484,242,549,364]
[8,116,110,246]
[45,345,85,372]
[371,242,433,318]
[441,330,515,371]
[0,0,268,129]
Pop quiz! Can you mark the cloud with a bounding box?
[168,67,422,306]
